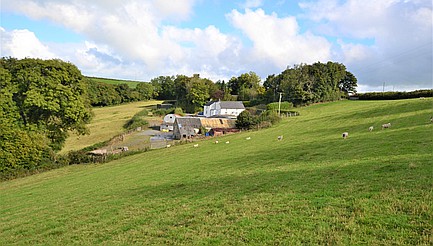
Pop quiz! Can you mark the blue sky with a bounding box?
[1,0,432,92]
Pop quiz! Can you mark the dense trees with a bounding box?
[263,61,357,105]
[0,58,93,177]
[1,58,92,151]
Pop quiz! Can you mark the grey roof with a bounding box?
[204,101,215,106]
[204,100,245,109]
[220,101,245,109]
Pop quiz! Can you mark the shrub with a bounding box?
[267,101,294,111]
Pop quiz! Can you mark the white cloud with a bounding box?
[1,0,431,92]
[242,0,264,9]
[300,0,432,91]
[0,27,55,59]
[227,9,332,71]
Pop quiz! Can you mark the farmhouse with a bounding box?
[160,114,179,132]
[203,100,245,118]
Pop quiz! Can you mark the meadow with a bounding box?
[1,99,432,245]
[61,100,162,153]
[86,76,142,88]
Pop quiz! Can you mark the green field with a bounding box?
[61,100,163,153]
[1,99,432,245]
[86,76,144,88]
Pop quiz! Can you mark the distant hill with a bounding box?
[85,76,145,88]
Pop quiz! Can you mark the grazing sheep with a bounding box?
[277,135,283,141]
[382,123,391,129]
[246,137,251,140]
[368,126,374,132]
[342,132,349,139]
[193,144,199,147]
[214,140,219,144]
[225,141,230,144]
[166,144,171,148]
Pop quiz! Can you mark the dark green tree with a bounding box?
[0,57,92,151]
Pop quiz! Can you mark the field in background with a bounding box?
[86,76,144,88]
[61,100,163,153]
[1,99,432,244]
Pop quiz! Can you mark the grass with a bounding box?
[1,98,432,245]
[61,100,162,153]
[86,76,143,88]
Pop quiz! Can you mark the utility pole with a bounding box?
[278,92,283,117]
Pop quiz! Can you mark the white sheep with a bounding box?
[277,135,283,141]
[214,140,219,144]
[166,144,171,148]
[225,141,230,144]
[342,132,349,139]
[382,123,391,129]
[368,126,374,132]
[246,137,251,140]
[193,144,199,147]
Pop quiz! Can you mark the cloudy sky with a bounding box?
[1,0,432,92]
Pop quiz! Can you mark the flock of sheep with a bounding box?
[342,116,433,139]
[189,117,432,148]
[342,122,391,139]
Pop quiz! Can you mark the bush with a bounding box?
[267,101,294,111]
[236,110,258,130]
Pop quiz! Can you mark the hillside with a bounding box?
[61,100,163,153]
[1,99,432,245]
[86,76,143,88]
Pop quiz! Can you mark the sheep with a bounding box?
[214,140,219,144]
[382,123,391,129]
[277,135,283,141]
[246,137,251,140]
[193,144,199,147]
[342,132,349,139]
[368,126,374,132]
[166,144,171,148]
[225,141,230,144]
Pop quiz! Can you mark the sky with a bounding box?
[1,0,432,92]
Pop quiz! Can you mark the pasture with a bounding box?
[86,76,143,88]
[61,100,163,153]
[1,99,432,245]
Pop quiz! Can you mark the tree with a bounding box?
[135,82,155,100]
[228,71,261,95]
[0,58,92,151]
[339,71,358,94]
[236,110,257,130]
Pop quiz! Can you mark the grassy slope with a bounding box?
[61,100,162,153]
[86,77,143,88]
[1,99,432,245]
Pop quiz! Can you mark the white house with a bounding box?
[160,114,179,131]
[203,101,245,118]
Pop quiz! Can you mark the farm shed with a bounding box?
[203,100,245,118]
[173,117,202,140]
[160,114,179,132]
[200,118,236,132]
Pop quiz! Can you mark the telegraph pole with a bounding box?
[278,92,283,117]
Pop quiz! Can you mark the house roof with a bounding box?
[200,118,236,129]
[220,101,245,109]
[204,100,245,109]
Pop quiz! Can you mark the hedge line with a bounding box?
[356,90,432,100]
